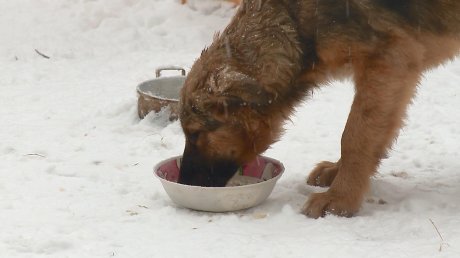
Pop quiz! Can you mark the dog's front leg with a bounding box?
[302,49,422,218]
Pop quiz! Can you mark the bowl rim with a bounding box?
[137,77,184,102]
[153,155,284,190]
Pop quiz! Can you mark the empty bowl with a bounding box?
[154,156,284,212]
[137,66,185,120]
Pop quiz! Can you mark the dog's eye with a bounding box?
[205,119,221,131]
[191,106,200,114]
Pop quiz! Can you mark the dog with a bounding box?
[178,0,460,218]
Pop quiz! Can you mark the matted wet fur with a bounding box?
[178,0,460,218]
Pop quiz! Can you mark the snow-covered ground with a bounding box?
[1,0,459,257]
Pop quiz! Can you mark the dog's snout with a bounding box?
[179,145,239,187]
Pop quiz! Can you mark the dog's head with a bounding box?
[178,58,283,187]
[177,5,303,186]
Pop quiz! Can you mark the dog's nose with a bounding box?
[179,145,239,187]
[178,147,207,186]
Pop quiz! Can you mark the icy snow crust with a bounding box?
[1,0,459,257]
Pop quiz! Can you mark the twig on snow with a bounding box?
[34,49,51,59]
[429,218,449,252]
[24,153,46,158]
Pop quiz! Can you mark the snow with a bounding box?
[1,0,459,257]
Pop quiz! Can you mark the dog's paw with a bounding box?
[301,191,361,219]
[306,161,338,187]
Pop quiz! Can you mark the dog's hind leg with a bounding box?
[303,37,424,218]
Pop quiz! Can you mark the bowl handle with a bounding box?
[155,66,186,78]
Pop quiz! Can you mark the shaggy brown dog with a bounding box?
[178,0,460,218]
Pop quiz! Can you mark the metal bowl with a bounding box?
[154,156,284,212]
[137,67,185,120]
